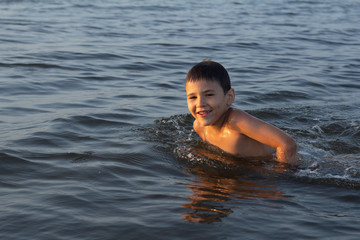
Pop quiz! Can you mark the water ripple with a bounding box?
[1,0,360,238]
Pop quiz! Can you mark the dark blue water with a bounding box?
[1,0,360,239]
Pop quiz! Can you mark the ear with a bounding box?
[225,88,235,107]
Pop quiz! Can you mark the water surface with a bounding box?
[1,0,360,239]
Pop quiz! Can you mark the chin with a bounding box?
[198,119,213,126]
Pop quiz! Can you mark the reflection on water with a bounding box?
[182,168,284,223]
[177,139,287,223]
[1,0,360,238]
[153,111,360,224]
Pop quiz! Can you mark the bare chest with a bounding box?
[202,129,273,157]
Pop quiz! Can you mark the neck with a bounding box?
[206,107,232,131]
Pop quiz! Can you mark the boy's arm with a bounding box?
[231,110,297,163]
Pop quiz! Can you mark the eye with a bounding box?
[206,93,214,97]
[188,96,197,100]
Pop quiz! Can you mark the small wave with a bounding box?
[148,42,185,48]
[227,42,263,50]
[37,102,98,110]
[153,82,177,90]
[0,82,57,96]
[148,114,285,179]
[247,90,311,104]
[295,154,360,188]
[0,151,44,182]
[0,62,74,70]
[117,62,163,71]
[0,107,51,116]
[48,51,128,61]
[52,115,135,131]
[0,38,28,44]
[289,36,356,46]
[14,136,64,148]
[13,130,98,149]
[0,152,31,166]
[149,105,360,188]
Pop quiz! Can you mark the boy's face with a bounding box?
[186,80,234,127]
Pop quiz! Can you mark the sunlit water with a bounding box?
[1,0,360,239]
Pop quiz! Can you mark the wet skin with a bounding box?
[186,80,297,162]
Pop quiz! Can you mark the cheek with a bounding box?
[187,101,194,111]
[211,97,224,108]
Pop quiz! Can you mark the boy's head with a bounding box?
[185,60,235,127]
[185,60,231,94]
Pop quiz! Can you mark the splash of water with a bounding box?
[148,108,360,188]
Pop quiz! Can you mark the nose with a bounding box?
[197,95,206,107]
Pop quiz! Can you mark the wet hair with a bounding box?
[185,60,231,94]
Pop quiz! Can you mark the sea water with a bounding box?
[1,0,360,239]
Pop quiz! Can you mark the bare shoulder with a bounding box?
[227,108,253,128]
[227,108,269,133]
[193,119,200,131]
[227,108,247,120]
[193,119,204,137]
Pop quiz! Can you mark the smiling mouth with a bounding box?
[197,110,211,117]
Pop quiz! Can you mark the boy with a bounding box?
[185,60,297,163]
